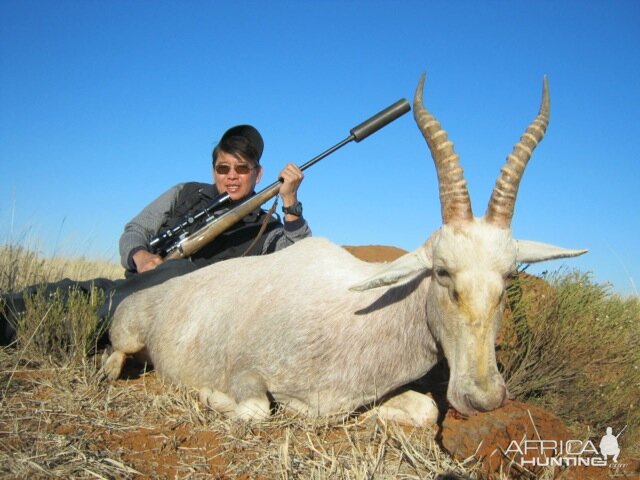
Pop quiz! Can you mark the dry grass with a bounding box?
[15,287,108,364]
[0,246,480,479]
[1,246,637,478]
[0,244,123,293]
[0,352,479,479]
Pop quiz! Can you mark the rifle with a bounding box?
[149,192,231,256]
[158,98,411,261]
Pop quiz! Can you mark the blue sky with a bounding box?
[1,0,639,295]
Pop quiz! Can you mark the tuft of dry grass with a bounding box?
[14,286,108,364]
[0,244,123,293]
[0,244,119,364]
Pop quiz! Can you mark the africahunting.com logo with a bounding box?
[504,425,628,468]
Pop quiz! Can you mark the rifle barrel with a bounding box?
[164,98,411,260]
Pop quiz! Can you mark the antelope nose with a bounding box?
[466,383,508,413]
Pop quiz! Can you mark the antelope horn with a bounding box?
[486,76,550,227]
[414,73,473,224]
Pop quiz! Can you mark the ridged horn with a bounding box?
[414,73,473,224]
[486,76,550,228]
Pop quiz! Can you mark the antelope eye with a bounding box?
[435,268,450,278]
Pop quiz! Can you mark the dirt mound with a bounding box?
[439,400,638,480]
[439,400,569,478]
[343,244,407,263]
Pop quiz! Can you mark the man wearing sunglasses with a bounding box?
[120,124,310,275]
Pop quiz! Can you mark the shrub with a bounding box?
[499,269,640,449]
[1,244,121,363]
[15,286,107,364]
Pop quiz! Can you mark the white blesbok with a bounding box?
[103,74,586,425]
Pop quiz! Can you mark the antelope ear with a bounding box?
[349,248,432,292]
[515,239,588,263]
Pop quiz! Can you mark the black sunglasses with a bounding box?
[214,163,255,175]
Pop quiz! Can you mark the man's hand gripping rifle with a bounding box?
[151,98,411,261]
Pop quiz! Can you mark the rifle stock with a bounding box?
[164,181,281,260]
[163,98,411,261]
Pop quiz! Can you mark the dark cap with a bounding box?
[217,124,264,164]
